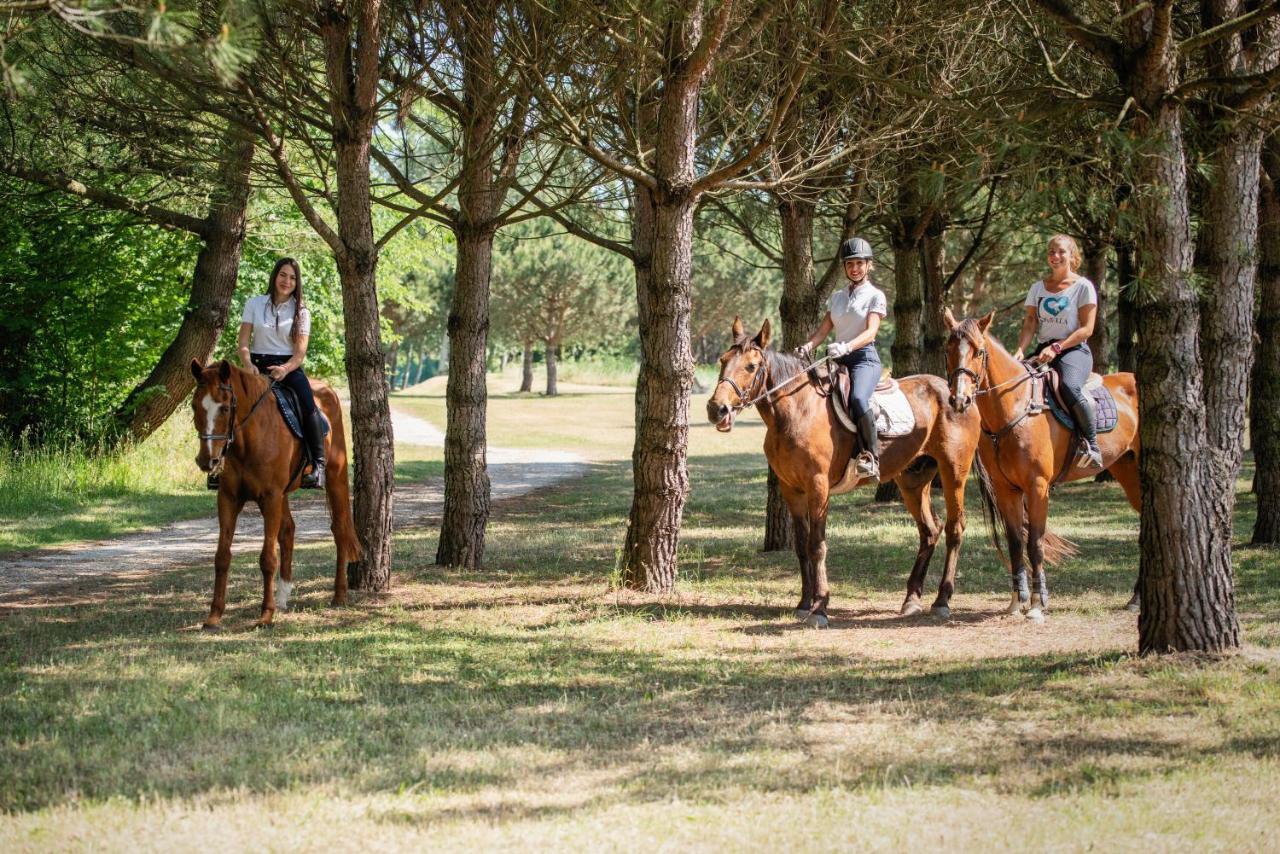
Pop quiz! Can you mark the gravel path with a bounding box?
[0,408,588,605]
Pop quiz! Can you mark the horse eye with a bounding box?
[746,363,757,372]
[219,404,229,412]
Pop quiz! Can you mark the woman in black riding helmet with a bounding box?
[1013,234,1103,469]
[797,236,888,481]
[237,258,325,488]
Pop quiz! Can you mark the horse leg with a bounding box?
[204,490,245,631]
[255,492,284,628]
[996,487,1030,616]
[275,499,295,612]
[897,477,939,616]
[804,480,832,628]
[1024,483,1051,623]
[1107,452,1143,612]
[930,463,969,619]
[782,484,812,619]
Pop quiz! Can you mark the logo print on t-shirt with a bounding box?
[1042,295,1070,317]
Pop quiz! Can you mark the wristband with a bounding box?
[1050,341,1063,355]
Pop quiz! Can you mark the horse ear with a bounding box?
[731,316,744,339]
[218,360,231,382]
[944,308,958,330]
[190,359,204,381]
[754,319,771,349]
[978,310,996,333]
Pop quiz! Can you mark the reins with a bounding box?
[718,352,832,412]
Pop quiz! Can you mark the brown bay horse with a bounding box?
[189,359,360,630]
[943,311,1141,621]
[707,318,983,626]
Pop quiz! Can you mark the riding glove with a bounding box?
[827,341,851,359]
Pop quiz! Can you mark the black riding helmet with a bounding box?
[839,237,874,262]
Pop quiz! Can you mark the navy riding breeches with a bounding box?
[836,345,881,419]
[251,353,317,418]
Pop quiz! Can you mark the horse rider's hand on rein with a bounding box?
[795,342,813,359]
[827,341,851,359]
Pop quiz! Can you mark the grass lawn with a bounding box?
[2,385,1279,850]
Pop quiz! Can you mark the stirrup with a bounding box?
[301,463,325,489]
[855,451,880,481]
[1077,442,1103,470]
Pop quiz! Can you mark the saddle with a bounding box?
[271,384,330,458]
[825,365,915,438]
[1030,368,1118,434]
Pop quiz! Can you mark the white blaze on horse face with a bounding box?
[201,393,219,460]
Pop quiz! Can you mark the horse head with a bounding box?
[944,309,994,413]
[706,316,771,432]
[190,359,236,475]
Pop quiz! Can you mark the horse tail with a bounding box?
[1039,528,1078,566]
[319,388,362,566]
[973,452,1011,570]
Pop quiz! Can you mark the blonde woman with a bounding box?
[1013,234,1102,468]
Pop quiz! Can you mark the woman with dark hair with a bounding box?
[237,258,325,488]
[1013,234,1103,469]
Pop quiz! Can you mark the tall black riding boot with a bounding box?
[301,409,327,489]
[1069,397,1103,469]
[855,409,881,481]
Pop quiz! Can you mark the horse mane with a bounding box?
[954,318,1015,361]
[763,347,808,386]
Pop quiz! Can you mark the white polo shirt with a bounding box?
[829,281,888,344]
[243,294,311,356]
[1025,277,1097,343]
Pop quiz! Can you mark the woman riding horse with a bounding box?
[236,258,326,489]
[797,236,887,481]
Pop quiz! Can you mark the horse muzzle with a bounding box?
[707,400,736,432]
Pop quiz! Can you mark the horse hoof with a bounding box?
[1126,599,1141,613]
[254,622,274,631]
[794,608,811,621]
[900,601,923,617]
[1006,602,1024,616]
[201,623,222,633]
[1026,608,1045,623]
[931,605,951,620]
[332,596,348,607]
[804,613,829,629]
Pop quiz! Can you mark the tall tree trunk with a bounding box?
[1127,3,1238,653]
[108,129,254,445]
[921,221,946,378]
[545,338,558,396]
[621,184,695,592]
[1254,146,1280,544]
[520,340,534,392]
[437,227,494,568]
[1083,240,1111,372]
[889,233,924,377]
[764,197,822,550]
[1116,242,1138,373]
[319,0,393,593]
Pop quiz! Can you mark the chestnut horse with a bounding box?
[707,318,982,626]
[189,359,360,630]
[943,311,1141,621]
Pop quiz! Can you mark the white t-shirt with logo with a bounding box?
[242,294,312,356]
[828,281,888,345]
[1025,277,1097,344]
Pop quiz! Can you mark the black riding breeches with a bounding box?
[1034,342,1092,413]
[251,353,317,418]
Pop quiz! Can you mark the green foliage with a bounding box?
[0,184,198,440]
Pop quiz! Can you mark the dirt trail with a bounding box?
[0,408,587,605]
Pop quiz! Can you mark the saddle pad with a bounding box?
[1044,382,1118,434]
[271,385,331,441]
[872,385,915,437]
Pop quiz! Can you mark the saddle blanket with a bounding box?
[831,378,916,438]
[271,385,331,442]
[1043,375,1118,434]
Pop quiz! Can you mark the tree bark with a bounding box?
[1116,241,1138,373]
[545,339,558,396]
[520,340,534,392]
[889,231,924,377]
[921,220,947,378]
[319,0,393,593]
[436,227,494,568]
[1083,240,1111,372]
[1251,139,1280,542]
[108,129,254,444]
[1126,2,1239,653]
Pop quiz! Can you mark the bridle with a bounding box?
[947,334,1045,470]
[198,379,273,451]
[717,348,832,413]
